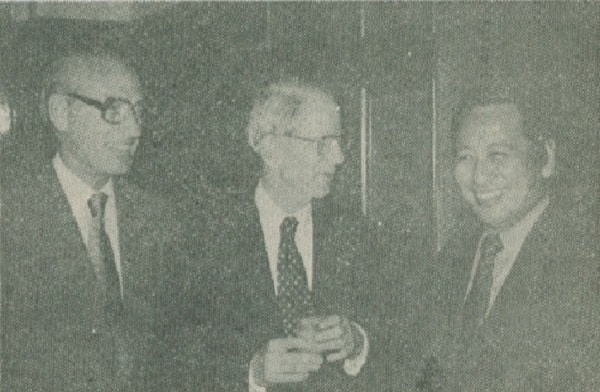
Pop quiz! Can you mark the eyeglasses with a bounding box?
[65,92,144,125]
[271,134,345,155]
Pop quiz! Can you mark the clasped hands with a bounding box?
[252,315,360,386]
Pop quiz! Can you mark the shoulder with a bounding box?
[530,197,598,287]
[313,197,367,233]
[116,176,178,218]
[2,162,61,219]
[115,176,187,245]
[438,214,481,267]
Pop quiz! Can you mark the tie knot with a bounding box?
[280,216,299,236]
[88,192,109,218]
[480,232,503,261]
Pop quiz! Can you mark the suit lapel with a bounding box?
[246,202,278,310]
[311,202,334,305]
[115,181,133,300]
[488,204,555,320]
[36,164,90,279]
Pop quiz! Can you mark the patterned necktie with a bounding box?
[462,232,503,338]
[88,192,123,320]
[277,216,313,336]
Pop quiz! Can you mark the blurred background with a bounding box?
[0,2,597,252]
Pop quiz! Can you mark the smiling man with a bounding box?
[1,50,181,391]
[419,90,599,391]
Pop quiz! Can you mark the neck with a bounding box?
[59,150,110,190]
[261,175,310,214]
[488,193,549,233]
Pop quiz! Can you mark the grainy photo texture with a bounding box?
[0,2,597,391]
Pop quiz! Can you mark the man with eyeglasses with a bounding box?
[0,50,182,391]
[180,81,373,392]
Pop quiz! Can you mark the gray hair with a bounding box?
[247,81,337,148]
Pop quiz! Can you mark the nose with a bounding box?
[328,138,345,166]
[472,158,493,187]
[118,115,141,140]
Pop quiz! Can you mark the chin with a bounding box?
[104,162,133,176]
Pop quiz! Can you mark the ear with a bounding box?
[541,139,556,178]
[47,94,69,132]
[248,129,260,152]
[252,134,279,168]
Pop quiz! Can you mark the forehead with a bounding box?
[293,96,341,138]
[64,58,141,100]
[459,104,527,148]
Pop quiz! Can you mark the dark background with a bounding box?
[0,2,597,251]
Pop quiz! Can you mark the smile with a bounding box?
[474,190,503,205]
[109,141,137,152]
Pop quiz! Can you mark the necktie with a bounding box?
[277,216,313,336]
[462,232,503,337]
[88,192,122,320]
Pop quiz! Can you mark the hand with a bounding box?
[252,338,323,386]
[296,315,361,362]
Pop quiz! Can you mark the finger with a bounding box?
[295,325,316,342]
[269,372,310,383]
[267,337,314,353]
[278,353,323,373]
[298,316,321,326]
[315,315,341,330]
[312,338,345,354]
[294,352,324,372]
[326,348,348,362]
[295,336,323,355]
[313,324,344,342]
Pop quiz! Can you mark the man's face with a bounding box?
[454,104,547,230]
[59,62,142,186]
[268,98,345,202]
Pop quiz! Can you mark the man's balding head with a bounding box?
[44,51,142,189]
[42,51,138,118]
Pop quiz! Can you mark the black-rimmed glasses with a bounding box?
[65,92,144,125]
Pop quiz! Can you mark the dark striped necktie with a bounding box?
[88,192,123,321]
[462,232,503,338]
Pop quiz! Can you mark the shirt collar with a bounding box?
[255,180,312,226]
[497,196,550,248]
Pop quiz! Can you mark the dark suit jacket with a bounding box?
[1,162,183,391]
[168,191,380,392]
[421,198,599,391]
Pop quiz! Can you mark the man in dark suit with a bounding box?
[419,91,599,391]
[178,81,373,392]
[1,51,181,391]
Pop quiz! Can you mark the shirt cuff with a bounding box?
[343,321,369,376]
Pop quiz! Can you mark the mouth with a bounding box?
[108,141,138,154]
[474,190,503,206]
[320,172,335,181]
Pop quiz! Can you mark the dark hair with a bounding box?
[452,78,561,166]
[457,78,560,138]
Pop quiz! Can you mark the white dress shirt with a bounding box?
[465,196,550,317]
[255,183,314,293]
[53,155,123,295]
[249,182,368,391]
